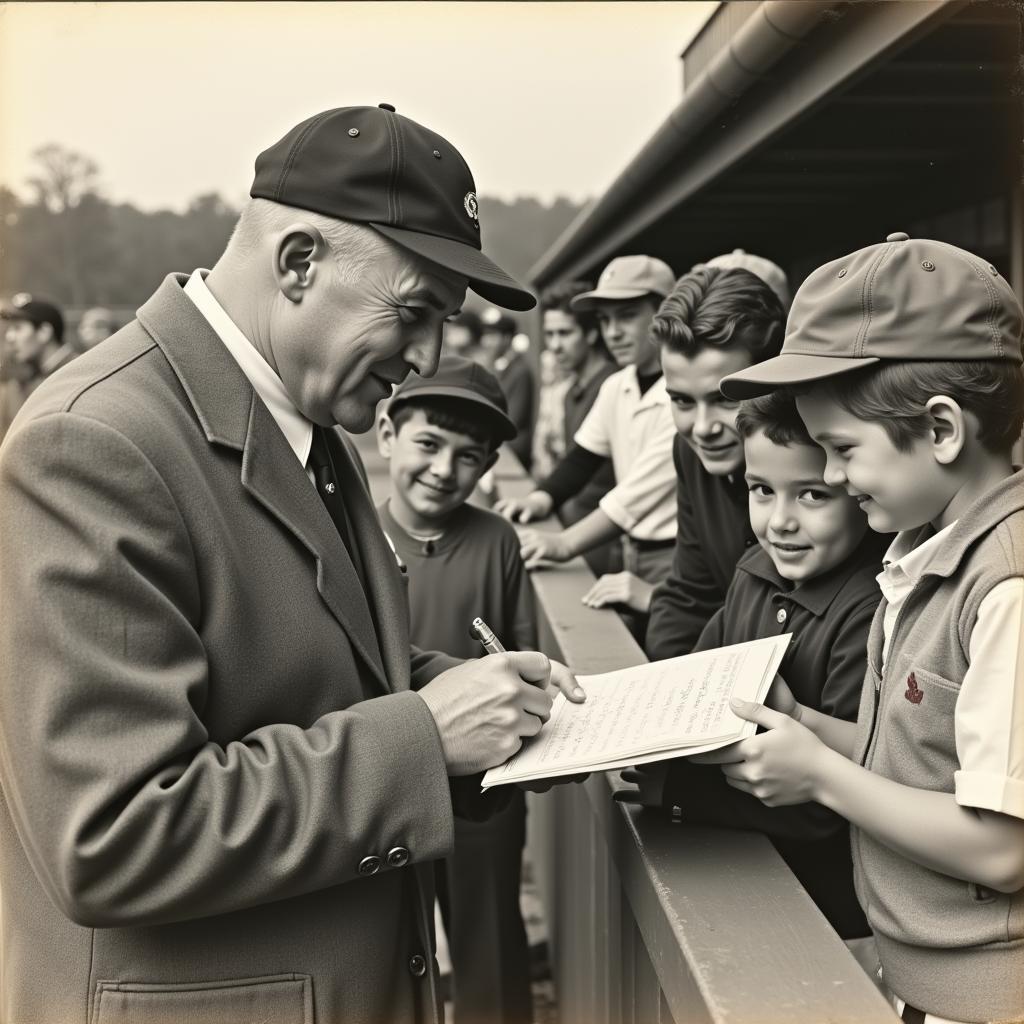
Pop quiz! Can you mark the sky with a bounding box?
[0,1,718,213]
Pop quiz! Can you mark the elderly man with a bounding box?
[0,105,583,1024]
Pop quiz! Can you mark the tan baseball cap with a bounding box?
[705,249,790,310]
[570,255,676,312]
[720,232,1023,400]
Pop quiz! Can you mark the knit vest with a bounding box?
[850,470,1024,1022]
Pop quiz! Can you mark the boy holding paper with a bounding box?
[621,389,886,941]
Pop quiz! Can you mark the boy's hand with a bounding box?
[764,674,803,722]
[519,529,572,569]
[581,572,654,614]
[495,491,554,524]
[708,698,828,806]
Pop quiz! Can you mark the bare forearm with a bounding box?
[798,705,858,758]
[560,508,622,557]
[812,747,1024,892]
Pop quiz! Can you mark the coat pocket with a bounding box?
[93,972,312,1024]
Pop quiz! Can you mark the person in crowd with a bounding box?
[534,279,619,575]
[530,347,572,480]
[76,305,119,351]
[0,294,74,439]
[443,308,484,363]
[644,266,786,660]
[377,355,536,1024]
[497,256,678,634]
[619,390,886,950]
[704,248,790,311]
[713,233,1024,1024]
[480,307,534,470]
[0,103,585,1024]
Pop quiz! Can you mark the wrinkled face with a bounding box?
[796,391,947,533]
[271,246,466,433]
[5,319,50,365]
[543,309,595,376]
[378,408,495,530]
[661,345,752,476]
[744,429,868,582]
[594,298,660,373]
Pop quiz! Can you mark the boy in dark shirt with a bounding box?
[644,265,786,659]
[376,355,535,1024]
[621,390,886,941]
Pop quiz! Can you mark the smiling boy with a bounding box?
[718,233,1024,1022]
[623,390,885,941]
[377,355,537,1024]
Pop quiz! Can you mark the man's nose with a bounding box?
[693,404,717,437]
[404,329,442,379]
[603,319,622,338]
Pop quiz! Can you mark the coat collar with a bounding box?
[136,273,401,693]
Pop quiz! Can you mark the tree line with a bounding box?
[0,144,586,314]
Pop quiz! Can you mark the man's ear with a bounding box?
[273,223,329,303]
[925,395,967,465]
[377,412,397,457]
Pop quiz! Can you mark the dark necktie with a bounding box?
[307,426,359,571]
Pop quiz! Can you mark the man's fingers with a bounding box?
[517,709,545,737]
[519,684,553,722]
[505,649,552,685]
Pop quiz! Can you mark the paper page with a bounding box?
[482,634,790,788]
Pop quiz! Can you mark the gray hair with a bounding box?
[228,198,391,282]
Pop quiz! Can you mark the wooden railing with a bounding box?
[488,453,898,1024]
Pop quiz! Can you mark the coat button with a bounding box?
[386,846,410,868]
[408,954,427,977]
[357,855,381,876]
[324,480,336,494]
[776,608,788,624]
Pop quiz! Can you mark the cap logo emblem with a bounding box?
[463,192,479,221]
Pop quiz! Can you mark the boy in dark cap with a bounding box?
[377,355,536,1024]
[712,233,1024,1023]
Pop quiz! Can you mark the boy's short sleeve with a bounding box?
[953,577,1024,820]
[572,374,616,458]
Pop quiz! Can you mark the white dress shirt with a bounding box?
[878,525,1024,820]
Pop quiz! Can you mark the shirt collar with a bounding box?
[622,365,667,408]
[183,269,312,468]
[740,532,888,617]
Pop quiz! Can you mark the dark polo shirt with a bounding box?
[561,358,617,521]
[661,533,889,939]
[645,435,756,661]
[494,352,535,472]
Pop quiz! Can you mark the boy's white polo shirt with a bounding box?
[878,526,1024,820]
[572,365,676,542]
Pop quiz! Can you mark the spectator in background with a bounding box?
[443,309,484,363]
[530,348,572,480]
[703,249,790,311]
[538,279,620,576]
[480,307,535,470]
[76,306,118,351]
[0,294,72,439]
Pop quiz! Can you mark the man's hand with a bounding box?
[419,652,585,776]
[613,762,669,808]
[697,698,828,806]
[519,529,573,569]
[517,773,589,794]
[495,490,554,524]
[581,572,654,614]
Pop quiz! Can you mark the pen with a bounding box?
[471,616,506,655]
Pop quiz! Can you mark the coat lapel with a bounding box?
[137,274,389,691]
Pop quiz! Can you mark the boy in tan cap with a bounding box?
[709,232,1024,1023]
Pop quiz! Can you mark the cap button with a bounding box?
[886,231,910,243]
[378,103,396,112]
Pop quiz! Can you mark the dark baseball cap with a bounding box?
[250,104,535,311]
[720,232,1023,399]
[1,293,64,342]
[387,354,517,442]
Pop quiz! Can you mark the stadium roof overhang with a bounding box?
[530,0,1021,287]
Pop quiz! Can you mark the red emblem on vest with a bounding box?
[905,672,923,704]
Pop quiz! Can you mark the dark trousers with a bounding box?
[435,789,532,1024]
